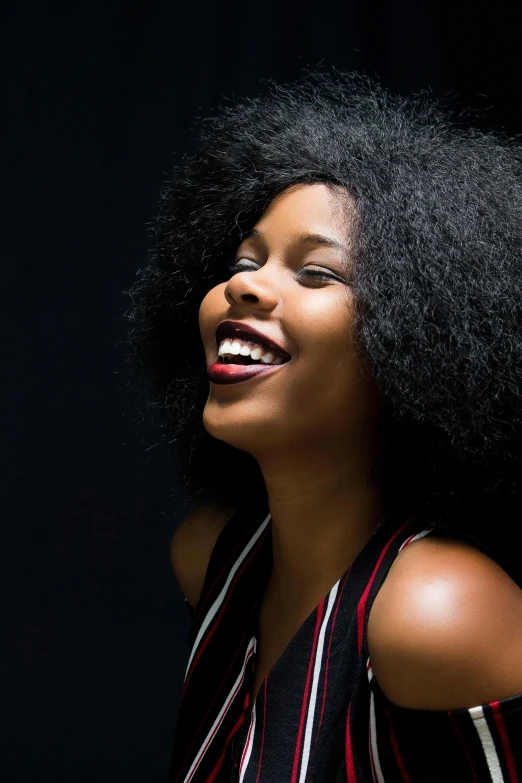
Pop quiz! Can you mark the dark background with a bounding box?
[3,1,522,781]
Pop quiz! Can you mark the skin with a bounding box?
[199,183,388,599]
[368,536,522,710]
[198,182,522,708]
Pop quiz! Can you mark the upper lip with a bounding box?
[215,320,291,359]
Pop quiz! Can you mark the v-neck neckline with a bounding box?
[244,509,395,711]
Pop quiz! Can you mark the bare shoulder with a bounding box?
[170,503,237,610]
[368,535,522,710]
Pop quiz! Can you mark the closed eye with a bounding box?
[226,262,344,283]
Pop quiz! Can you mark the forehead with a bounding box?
[243,183,355,250]
[250,183,354,245]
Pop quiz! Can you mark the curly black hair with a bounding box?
[123,71,522,581]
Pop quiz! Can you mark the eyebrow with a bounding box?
[242,228,348,255]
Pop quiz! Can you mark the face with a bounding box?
[199,183,382,460]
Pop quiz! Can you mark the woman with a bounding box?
[124,72,522,781]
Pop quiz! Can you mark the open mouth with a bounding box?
[215,336,290,368]
[210,321,291,383]
[215,321,291,360]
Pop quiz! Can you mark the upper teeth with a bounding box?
[217,338,285,365]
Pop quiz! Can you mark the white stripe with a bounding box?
[238,702,257,783]
[183,637,257,783]
[398,526,434,553]
[469,706,504,782]
[185,513,271,676]
[369,689,386,783]
[298,581,340,783]
[365,528,432,782]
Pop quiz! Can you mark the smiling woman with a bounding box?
[199,184,374,463]
[207,209,353,384]
[123,71,522,781]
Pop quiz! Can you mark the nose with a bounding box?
[224,268,280,311]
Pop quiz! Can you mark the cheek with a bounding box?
[301,346,360,405]
[291,300,359,402]
[294,294,355,363]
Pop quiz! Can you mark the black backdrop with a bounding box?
[3,2,522,781]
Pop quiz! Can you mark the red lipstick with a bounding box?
[207,361,286,385]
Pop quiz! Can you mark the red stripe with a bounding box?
[356,518,413,655]
[398,532,417,552]
[206,712,246,783]
[291,599,326,783]
[185,642,256,783]
[345,701,357,781]
[175,604,258,782]
[491,701,519,783]
[309,568,352,775]
[447,711,479,783]
[383,707,411,783]
[183,535,266,692]
[239,705,256,775]
[255,678,268,783]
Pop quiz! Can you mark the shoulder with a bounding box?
[368,534,522,710]
[171,503,237,610]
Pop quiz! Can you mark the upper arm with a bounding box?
[368,536,522,711]
[170,504,237,611]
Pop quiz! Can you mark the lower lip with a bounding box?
[207,361,287,385]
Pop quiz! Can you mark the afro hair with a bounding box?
[123,71,522,581]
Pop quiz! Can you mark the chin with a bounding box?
[202,406,282,453]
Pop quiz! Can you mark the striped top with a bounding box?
[169,504,522,782]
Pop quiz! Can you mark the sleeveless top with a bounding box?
[169,503,522,782]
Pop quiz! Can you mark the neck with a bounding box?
[255,443,386,614]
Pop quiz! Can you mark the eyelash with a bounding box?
[226,263,339,282]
